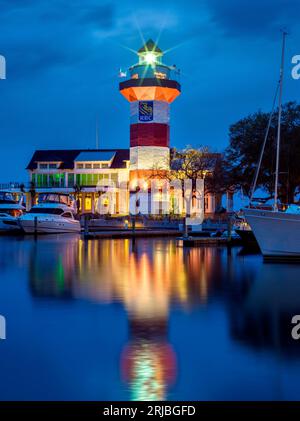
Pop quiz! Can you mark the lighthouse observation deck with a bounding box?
[119,39,181,103]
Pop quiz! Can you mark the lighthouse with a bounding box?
[119,39,181,184]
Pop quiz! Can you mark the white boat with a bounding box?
[0,192,25,233]
[243,206,300,257]
[19,194,81,234]
[243,32,300,259]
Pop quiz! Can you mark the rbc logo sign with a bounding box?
[139,101,153,122]
[0,55,6,79]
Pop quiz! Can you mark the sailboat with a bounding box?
[243,32,300,259]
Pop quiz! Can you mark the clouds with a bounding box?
[205,0,300,37]
[0,2,118,77]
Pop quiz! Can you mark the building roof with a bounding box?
[75,151,116,162]
[138,39,163,54]
[26,149,130,170]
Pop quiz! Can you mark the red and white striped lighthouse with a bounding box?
[119,39,181,182]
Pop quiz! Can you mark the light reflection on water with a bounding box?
[1,235,300,400]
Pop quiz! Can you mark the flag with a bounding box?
[119,68,127,78]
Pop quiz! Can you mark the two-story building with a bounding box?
[27,149,130,214]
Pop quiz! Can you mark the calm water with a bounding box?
[0,235,300,401]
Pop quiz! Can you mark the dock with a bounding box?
[83,229,181,239]
[179,236,241,247]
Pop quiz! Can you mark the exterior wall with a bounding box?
[130,123,169,147]
[129,100,170,170]
[130,146,170,170]
[130,101,170,125]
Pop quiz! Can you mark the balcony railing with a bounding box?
[0,182,27,191]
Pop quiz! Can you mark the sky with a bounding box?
[0,0,299,182]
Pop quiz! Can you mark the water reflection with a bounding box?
[22,236,300,399]
[229,264,300,356]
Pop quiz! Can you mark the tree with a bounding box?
[147,146,229,216]
[171,146,227,195]
[170,146,227,216]
[225,101,300,204]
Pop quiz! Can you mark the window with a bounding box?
[49,163,58,169]
[84,195,92,211]
[39,163,48,169]
[29,208,64,215]
[92,174,99,184]
[49,174,65,187]
[68,173,74,187]
[93,163,100,169]
[37,174,48,188]
[62,212,73,219]
[77,164,84,169]
[49,174,54,186]
[86,174,93,185]
[111,173,118,184]
[101,163,109,169]
[85,163,92,169]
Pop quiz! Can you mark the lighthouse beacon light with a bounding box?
[144,52,157,65]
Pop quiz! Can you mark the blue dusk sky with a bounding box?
[0,0,299,182]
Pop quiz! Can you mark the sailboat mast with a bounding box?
[274,31,287,211]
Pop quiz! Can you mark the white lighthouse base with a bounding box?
[130,146,170,170]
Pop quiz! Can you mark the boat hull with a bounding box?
[0,218,22,233]
[235,228,259,248]
[19,217,81,234]
[243,208,300,258]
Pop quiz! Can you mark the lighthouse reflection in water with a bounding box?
[2,235,300,400]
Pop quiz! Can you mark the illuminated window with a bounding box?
[154,71,167,79]
[37,174,48,187]
[111,173,118,184]
[39,163,48,169]
[92,174,99,184]
[49,163,58,169]
[49,173,65,187]
[86,174,93,185]
[85,163,92,169]
[77,163,84,169]
[93,163,100,169]
[84,195,92,211]
[101,163,109,169]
